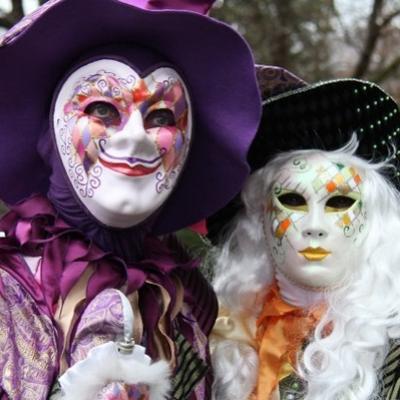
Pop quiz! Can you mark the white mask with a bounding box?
[264,154,367,289]
[53,59,192,228]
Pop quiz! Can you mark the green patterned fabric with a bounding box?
[171,333,208,400]
[175,228,214,282]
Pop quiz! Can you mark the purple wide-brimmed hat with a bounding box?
[0,0,261,235]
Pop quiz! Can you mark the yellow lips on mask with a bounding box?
[299,247,331,261]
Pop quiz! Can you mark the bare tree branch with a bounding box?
[333,7,358,48]
[332,1,351,45]
[353,0,385,78]
[371,55,400,83]
[381,9,400,27]
[0,16,14,29]
[0,0,24,30]
[269,0,293,68]
[11,0,24,16]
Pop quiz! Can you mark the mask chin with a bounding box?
[82,167,168,228]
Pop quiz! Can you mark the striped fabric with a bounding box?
[171,333,208,400]
[381,341,400,399]
[177,268,217,400]
[178,268,218,336]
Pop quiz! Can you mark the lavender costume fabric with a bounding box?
[69,289,150,400]
[69,289,126,365]
[0,269,58,399]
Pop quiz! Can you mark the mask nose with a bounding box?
[302,204,328,240]
[302,228,328,239]
[109,109,157,156]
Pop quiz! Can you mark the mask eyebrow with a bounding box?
[274,175,308,198]
[138,80,186,119]
[137,83,166,115]
[294,182,307,196]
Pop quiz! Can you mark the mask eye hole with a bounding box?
[325,195,356,212]
[277,192,308,211]
[144,109,176,129]
[84,101,121,126]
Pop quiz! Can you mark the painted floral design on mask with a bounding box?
[62,67,188,185]
[310,163,364,237]
[265,154,367,289]
[53,59,192,228]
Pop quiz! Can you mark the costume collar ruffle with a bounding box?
[0,195,199,355]
[255,283,325,399]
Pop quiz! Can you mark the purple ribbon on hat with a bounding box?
[120,0,217,14]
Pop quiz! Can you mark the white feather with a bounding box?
[59,341,171,400]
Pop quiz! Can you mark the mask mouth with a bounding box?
[98,138,166,176]
[99,157,161,176]
[299,247,331,262]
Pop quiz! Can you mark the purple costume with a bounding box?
[0,0,261,398]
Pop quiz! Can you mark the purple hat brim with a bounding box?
[0,0,261,234]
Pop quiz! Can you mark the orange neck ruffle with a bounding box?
[254,283,325,400]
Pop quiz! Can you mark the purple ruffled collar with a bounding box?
[0,194,199,358]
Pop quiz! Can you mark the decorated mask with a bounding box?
[53,59,192,228]
[264,153,367,289]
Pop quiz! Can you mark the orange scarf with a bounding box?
[254,283,325,400]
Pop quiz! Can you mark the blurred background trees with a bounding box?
[213,0,337,81]
[211,0,400,97]
[1,0,400,97]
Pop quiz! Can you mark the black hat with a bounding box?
[207,70,400,243]
[249,79,400,178]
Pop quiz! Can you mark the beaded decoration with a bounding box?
[249,80,400,186]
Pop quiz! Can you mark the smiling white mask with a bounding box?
[53,59,192,228]
[264,154,368,289]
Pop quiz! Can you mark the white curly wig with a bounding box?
[211,138,400,400]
